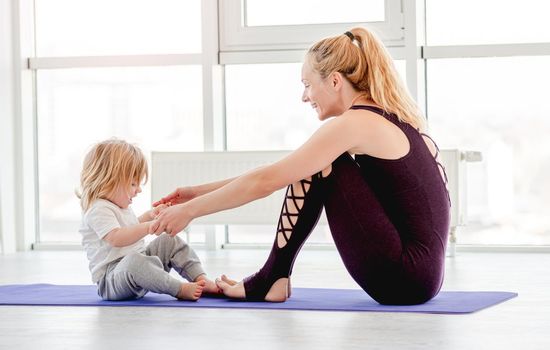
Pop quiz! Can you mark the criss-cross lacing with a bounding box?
[421,133,450,204]
[276,178,312,248]
[242,174,325,301]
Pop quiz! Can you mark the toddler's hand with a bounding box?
[149,220,163,235]
[151,203,171,219]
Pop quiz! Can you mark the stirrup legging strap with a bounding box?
[243,172,325,301]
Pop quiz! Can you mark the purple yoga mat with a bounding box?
[0,284,517,314]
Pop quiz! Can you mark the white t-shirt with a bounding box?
[79,199,145,283]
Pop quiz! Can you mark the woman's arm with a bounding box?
[153,113,367,235]
[191,176,240,196]
[152,176,240,207]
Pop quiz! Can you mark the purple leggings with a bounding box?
[323,153,449,304]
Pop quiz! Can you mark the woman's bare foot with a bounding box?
[220,274,237,286]
[216,276,289,302]
[215,277,245,299]
[219,274,293,299]
[195,274,222,294]
[176,280,205,301]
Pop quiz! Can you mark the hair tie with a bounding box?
[344,31,355,41]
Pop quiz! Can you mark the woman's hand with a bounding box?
[152,186,195,207]
[151,204,192,236]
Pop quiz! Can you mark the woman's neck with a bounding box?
[348,93,377,109]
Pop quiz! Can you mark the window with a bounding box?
[32,0,204,245]
[426,0,550,45]
[220,0,403,52]
[37,66,203,242]
[225,63,317,151]
[35,0,202,56]
[427,56,550,245]
[224,63,331,243]
[244,0,385,26]
[21,0,550,249]
[225,61,406,151]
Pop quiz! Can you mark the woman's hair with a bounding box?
[306,27,426,131]
[76,139,148,211]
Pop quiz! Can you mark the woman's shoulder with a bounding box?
[339,106,412,158]
[339,106,396,131]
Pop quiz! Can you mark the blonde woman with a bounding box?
[153,27,450,305]
[77,139,219,301]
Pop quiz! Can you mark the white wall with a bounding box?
[0,0,36,253]
[0,0,17,253]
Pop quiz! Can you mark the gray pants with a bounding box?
[97,234,205,300]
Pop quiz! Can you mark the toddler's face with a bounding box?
[109,181,142,209]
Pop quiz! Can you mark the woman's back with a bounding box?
[351,106,450,247]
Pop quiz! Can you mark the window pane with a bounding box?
[245,0,385,26]
[224,63,336,244]
[426,0,550,45]
[37,66,203,242]
[427,57,550,245]
[394,60,406,84]
[225,61,406,151]
[225,63,319,151]
[35,0,201,56]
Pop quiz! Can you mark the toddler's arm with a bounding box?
[103,221,156,247]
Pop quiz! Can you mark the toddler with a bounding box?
[77,139,218,300]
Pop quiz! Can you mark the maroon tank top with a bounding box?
[350,105,450,247]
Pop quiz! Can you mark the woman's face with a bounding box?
[301,63,339,121]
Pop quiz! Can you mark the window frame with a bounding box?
[219,0,404,52]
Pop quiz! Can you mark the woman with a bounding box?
[152,27,450,305]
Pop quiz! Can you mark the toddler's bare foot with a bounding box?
[195,274,222,294]
[177,280,205,301]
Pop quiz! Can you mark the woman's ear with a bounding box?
[331,72,344,90]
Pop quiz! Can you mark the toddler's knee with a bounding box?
[156,232,175,244]
[123,252,162,273]
[150,232,182,249]
[122,251,144,265]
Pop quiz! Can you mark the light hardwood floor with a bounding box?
[0,248,548,349]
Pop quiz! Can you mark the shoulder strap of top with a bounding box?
[349,105,387,116]
[419,133,440,158]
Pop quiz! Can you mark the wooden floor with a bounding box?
[0,248,548,349]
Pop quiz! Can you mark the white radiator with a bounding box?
[152,149,481,255]
[151,151,304,225]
